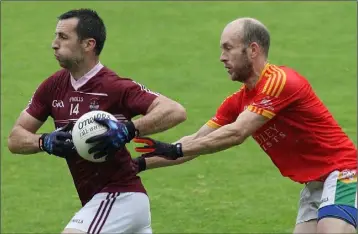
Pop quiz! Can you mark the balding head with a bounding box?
[222,17,270,57]
[220,18,270,82]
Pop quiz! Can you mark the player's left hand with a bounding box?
[86,118,137,160]
[133,137,183,160]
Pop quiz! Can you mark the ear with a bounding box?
[249,42,260,58]
[82,38,96,53]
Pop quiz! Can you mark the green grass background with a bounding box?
[1,1,356,233]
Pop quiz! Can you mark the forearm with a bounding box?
[144,155,196,170]
[181,124,244,157]
[174,134,196,144]
[8,126,41,154]
[133,103,186,136]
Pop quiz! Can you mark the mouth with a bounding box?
[225,66,233,74]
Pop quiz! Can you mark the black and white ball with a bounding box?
[72,110,117,162]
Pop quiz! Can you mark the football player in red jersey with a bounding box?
[133,18,357,233]
[7,9,187,234]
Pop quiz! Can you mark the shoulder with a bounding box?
[35,69,70,92]
[215,86,245,114]
[221,86,245,105]
[96,67,136,86]
[46,69,70,82]
[96,66,155,92]
[259,64,309,97]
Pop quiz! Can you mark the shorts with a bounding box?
[65,192,152,234]
[296,169,357,227]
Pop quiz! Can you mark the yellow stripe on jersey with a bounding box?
[247,105,258,113]
[266,71,279,95]
[261,109,275,119]
[262,73,272,94]
[262,65,287,98]
[270,65,287,97]
[247,105,275,119]
[206,120,222,129]
[269,69,282,97]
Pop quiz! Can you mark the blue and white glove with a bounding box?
[85,118,138,160]
[39,122,75,158]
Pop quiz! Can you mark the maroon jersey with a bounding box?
[26,63,159,205]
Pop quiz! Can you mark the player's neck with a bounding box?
[244,59,267,90]
[70,58,99,80]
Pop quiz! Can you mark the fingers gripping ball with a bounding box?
[72,110,117,162]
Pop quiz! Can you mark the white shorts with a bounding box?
[296,169,357,224]
[65,192,152,234]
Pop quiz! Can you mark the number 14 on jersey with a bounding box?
[70,103,80,115]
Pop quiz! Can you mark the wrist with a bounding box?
[39,134,48,151]
[134,156,146,172]
[173,143,183,158]
[124,121,139,140]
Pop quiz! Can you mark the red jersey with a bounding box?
[207,63,357,183]
[26,63,159,205]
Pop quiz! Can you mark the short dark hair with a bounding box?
[58,9,106,56]
[241,19,270,57]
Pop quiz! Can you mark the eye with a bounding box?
[223,44,232,51]
[60,34,67,40]
[55,33,68,40]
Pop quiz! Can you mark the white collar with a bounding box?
[70,62,104,90]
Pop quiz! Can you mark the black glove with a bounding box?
[85,118,138,160]
[133,137,183,160]
[39,122,75,158]
[132,156,147,174]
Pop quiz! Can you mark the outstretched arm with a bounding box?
[134,124,218,171]
[180,110,268,157]
[133,109,269,172]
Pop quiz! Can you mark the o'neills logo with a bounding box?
[78,113,111,130]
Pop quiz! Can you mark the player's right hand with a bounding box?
[39,122,76,158]
[133,137,183,160]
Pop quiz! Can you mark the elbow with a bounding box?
[7,136,17,154]
[7,130,22,154]
[171,103,187,124]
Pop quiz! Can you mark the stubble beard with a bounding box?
[60,56,83,71]
[231,49,254,83]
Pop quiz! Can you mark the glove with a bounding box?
[131,156,147,174]
[85,118,137,160]
[39,122,75,158]
[133,137,183,160]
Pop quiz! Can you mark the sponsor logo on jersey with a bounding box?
[69,96,84,102]
[52,100,65,108]
[252,96,274,111]
[252,124,287,151]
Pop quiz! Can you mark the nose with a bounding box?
[220,51,227,62]
[52,39,59,50]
